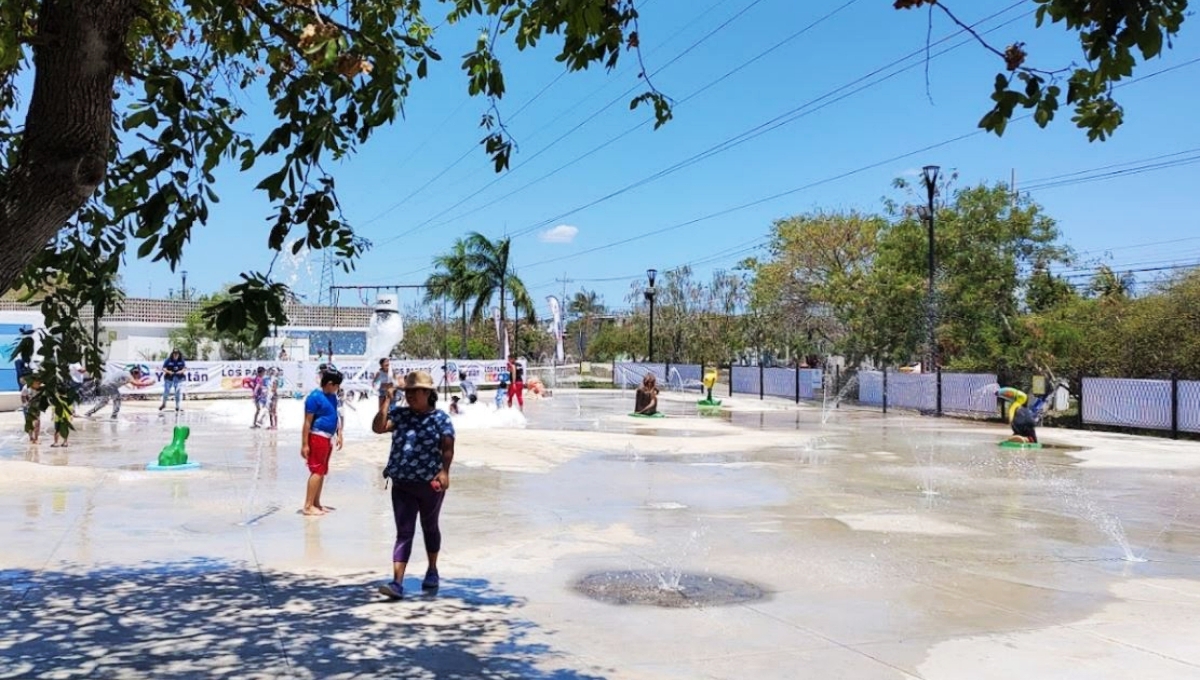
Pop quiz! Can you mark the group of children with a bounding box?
[372,356,530,417]
[19,377,70,447]
[18,362,140,447]
[250,366,283,429]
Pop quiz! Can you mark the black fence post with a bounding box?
[759,361,765,400]
[728,364,734,398]
[935,366,943,417]
[795,362,801,403]
[1077,373,1085,428]
[882,366,888,414]
[1171,372,1180,440]
[834,365,840,406]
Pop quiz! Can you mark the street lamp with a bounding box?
[644,268,657,362]
[920,164,941,416]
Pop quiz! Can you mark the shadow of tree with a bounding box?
[0,558,609,679]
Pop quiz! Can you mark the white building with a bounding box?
[0,297,373,363]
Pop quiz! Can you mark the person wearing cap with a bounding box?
[372,370,455,600]
[301,369,344,515]
[85,365,143,419]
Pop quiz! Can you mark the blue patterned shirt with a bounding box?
[384,407,455,482]
[162,357,186,381]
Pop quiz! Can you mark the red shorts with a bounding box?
[306,433,333,475]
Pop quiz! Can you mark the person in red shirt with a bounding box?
[506,354,525,412]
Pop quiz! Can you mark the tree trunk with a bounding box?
[460,302,467,359]
[499,283,506,359]
[0,0,135,294]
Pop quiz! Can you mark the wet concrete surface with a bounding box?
[0,389,1198,679]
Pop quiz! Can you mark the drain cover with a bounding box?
[574,570,765,608]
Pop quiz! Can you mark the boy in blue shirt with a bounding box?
[302,370,344,516]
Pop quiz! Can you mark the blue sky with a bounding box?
[118,0,1200,317]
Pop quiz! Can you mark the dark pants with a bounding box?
[390,481,445,563]
[1012,407,1038,442]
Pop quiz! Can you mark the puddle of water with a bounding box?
[574,570,766,608]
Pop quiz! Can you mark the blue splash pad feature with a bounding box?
[145,461,202,472]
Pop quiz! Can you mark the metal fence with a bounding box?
[613,362,1200,437]
[1082,377,1200,435]
[1180,381,1200,434]
[857,370,998,415]
[615,362,820,401]
[613,362,704,392]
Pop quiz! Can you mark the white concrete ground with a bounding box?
[1,389,1198,679]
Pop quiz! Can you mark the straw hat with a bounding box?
[401,370,436,391]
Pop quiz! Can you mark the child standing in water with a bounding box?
[251,366,268,428]
[267,367,281,430]
[495,370,509,409]
[21,378,41,444]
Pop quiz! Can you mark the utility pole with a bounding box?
[558,272,572,305]
[557,273,574,357]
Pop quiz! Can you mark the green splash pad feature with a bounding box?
[148,425,197,470]
[629,412,666,419]
[146,461,202,472]
[697,399,723,407]
[999,441,1043,450]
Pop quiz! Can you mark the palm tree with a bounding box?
[462,232,534,357]
[424,238,479,359]
[568,288,606,360]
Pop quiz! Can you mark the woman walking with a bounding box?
[372,370,455,599]
[159,349,186,412]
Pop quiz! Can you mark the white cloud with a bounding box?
[539,224,578,244]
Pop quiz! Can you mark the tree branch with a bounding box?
[934,2,1070,78]
[240,0,301,48]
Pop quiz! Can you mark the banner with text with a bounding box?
[107,359,515,396]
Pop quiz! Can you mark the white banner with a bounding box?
[547,295,565,362]
[105,359,515,396]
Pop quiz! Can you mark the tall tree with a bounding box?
[1,0,669,430]
[461,232,533,358]
[424,238,479,360]
[748,211,883,363]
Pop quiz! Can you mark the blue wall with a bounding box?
[0,323,30,391]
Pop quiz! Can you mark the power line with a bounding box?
[1072,235,1200,258]
[507,54,1200,273]
[371,1,1025,275]
[497,2,1032,242]
[368,53,1200,287]
[1058,261,1200,281]
[359,0,742,232]
[406,0,865,238]
[1022,153,1200,193]
[408,0,868,239]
